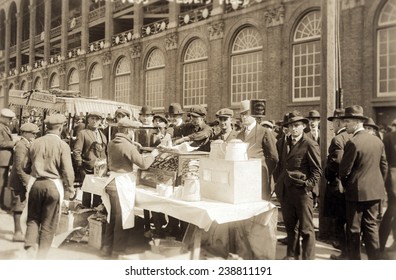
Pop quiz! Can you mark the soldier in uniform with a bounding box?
[24,114,75,259]
[0,108,17,212]
[8,123,40,242]
[211,108,238,142]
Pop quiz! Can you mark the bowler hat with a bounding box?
[239,100,250,114]
[327,108,345,121]
[364,117,379,131]
[187,105,206,117]
[283,110,309,127]
[44,114,67,125]
[115,108,130,118]
[87,111,102,119]
[168,103,184,115]
[306,110,320,119]
[0,108,16,118]
[20,123,40,133]
[339,105,368,120]
[216,108,234,118]
[139,105,154,115]
[118,118,142,128]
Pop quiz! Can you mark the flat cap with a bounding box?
[187,105,207,117]
[216,108,234,118]
[87,111,103,119]
[1,108,16,118]
[44,114,67,125]
[20,123,40,133]
[260,120,274,129]
[117,118,142,128]
[115,108,130,117]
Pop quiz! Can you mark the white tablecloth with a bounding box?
[82,175,276,231]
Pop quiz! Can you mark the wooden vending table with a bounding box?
[82,175,277,259]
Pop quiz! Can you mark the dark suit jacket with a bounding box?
[383,131,396,199]
[72,128,108,172]
[340,130,388,202]
[237,123,278,176]
[0,122,14,167]
[274,133,322,202]
[8,137,31,192]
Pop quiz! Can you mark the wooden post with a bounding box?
[319,0,338,238]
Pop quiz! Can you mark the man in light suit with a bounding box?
[273,110,322,260]
[379,118,396,257]
[236,100,278,201]
[73,111,108,208]
[340,105,388,260]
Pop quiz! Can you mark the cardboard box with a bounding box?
[199,158,262,204]
[88,217,106,250]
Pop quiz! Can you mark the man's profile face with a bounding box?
[240,111,255,126]
[344,118,359,134]
[288,121,306,138]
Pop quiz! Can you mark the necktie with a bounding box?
[291,138,297,146]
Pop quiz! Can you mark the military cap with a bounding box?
[87,111,103,119]
[44,114,67,125]
[1,108,16,118]
[118,118,142,128]
[187,105,207,117]
[20,123,40,133]
[115,108,130,118]
[216,108,234,118]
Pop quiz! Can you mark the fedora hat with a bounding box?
[283,110,309,127]
[168,103,184,115]
[339,105,368,120]
[239,100,250,114]
[364,117,379,131]
[139,105,154,115]
[327,108,345,121]
[306,110,320,119]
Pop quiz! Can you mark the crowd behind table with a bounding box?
[0,100,395,260]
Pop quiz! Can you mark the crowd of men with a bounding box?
[0,100,395,260]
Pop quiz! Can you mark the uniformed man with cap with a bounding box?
[73,111,108,208]
[7,123,40,242]
[0,108,17,212]
[24,114,75,259]
[102,118,159,258]
[173,105,212,151]
[211,108,238,142]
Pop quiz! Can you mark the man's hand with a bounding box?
[151,148,159,158]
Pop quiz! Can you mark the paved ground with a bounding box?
[0,201,394,260]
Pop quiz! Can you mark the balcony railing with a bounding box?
[34,34,42,44]
[67,47,82,59]
[89,6,106,23]
[224,0,260,14]
[50,25,62,38]
[113,1,133,13]
[9,45,16,54]
[68,16,82,31]
[179,4,212,27]
[21,40,29,50]
[20,63,30,74]
[33,59,45,69]
[9,67,17,76]
[111,30,134,46]
[88,39,107,53]
[141,19,169,38]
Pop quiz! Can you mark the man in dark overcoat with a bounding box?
[340,105,388,260]
[274,110,322,260]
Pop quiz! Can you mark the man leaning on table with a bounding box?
[101,118,159,258]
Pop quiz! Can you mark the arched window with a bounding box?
[183,39,208,107]
[68,68,79,91]
[34,77,42,90]
[292,10,321,102]
[89,63,103,98]
[230,27,263,105]
[20,80,27,91]
[145,49,165,109]
[50,73,59,89]
[377,0,396,97]
[114,57,131,103]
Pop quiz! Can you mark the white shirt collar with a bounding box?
[353,127,365,136]
[246,120,256,132]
